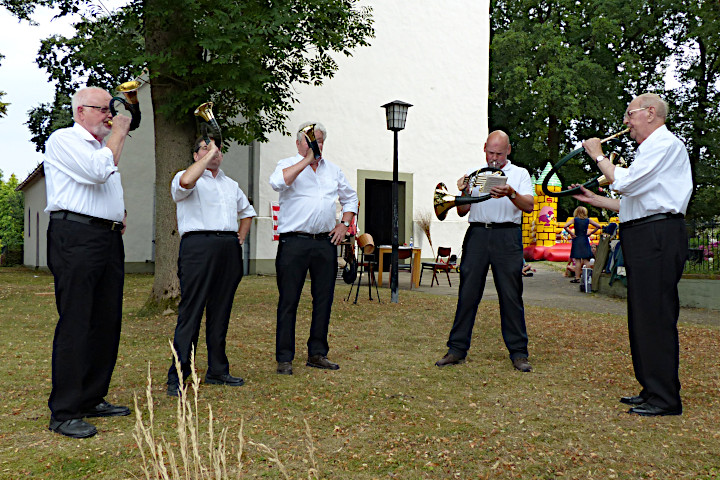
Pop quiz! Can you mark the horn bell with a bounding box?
[433,182,491,221]
[194,102,216,123]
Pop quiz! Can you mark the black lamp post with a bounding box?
[381,100,412,303]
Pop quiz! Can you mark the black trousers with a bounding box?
[446,225,528,360]
[47,218,125,421]
[621,218,687,411]
[168,233,243,384]
[275,235,337,362]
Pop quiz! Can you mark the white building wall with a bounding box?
[21,177,48,268]
[119,85,156,271]
[253,0,490,271]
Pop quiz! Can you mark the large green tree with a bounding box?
[0,171,24,253]
[13,0,373,305]
[489,0,673,219]
[662,0,720,220]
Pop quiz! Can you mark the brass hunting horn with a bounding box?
[300,124,322,159]
[541,128,630,197]
[434,167,505,221]
[194,102,222,148]
[109,67,148,131]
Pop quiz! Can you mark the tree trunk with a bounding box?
[547,114,560,163]
[144,2,197,306]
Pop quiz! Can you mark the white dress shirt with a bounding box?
[269,154,358,234]
[466,160,532,224]
[611,125,692,223]
[172,168,257,237]
[44,123,124,221]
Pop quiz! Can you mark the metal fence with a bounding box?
[685,219,719,275]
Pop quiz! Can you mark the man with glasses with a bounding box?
[573,93,692,416]
[44,86,132,438]
[166,136,256,397]
[269,121,357,375]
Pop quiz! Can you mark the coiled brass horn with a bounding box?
[300,124,322,159]
[434,167,505,221]
[108,67,148,131]
[541,128,629,197]
[194,102,222,148]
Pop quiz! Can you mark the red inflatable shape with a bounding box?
[543,243,571,262]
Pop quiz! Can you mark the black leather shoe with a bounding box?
[277,361,293,375]
[620,395,646,405]
[306,355,340,370]
[167,383,181,397]
[49,417,98,438]
[82,401,130,418]
[435,353,465,367]
[512,357,532,372]
[205,373,244,386]
[627,403,682,417]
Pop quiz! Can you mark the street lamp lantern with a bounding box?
[381,100,412,303]
[382,100,413,131]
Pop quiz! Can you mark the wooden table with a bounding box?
[376,245,422,288]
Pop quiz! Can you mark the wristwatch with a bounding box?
[509,189,517,200]
[596,155,608,163]
[341,221,350,228]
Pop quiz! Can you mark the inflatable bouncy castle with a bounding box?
[522,163,618,262]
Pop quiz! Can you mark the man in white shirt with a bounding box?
[44,86,132,438]
[269,121,357,375]
[575,93,692,416]
[167,137,257,396]
[435,131,535,372]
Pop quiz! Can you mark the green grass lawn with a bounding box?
[0,268,718,479]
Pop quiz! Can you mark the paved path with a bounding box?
[362,261,719,328]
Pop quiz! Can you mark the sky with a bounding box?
[0,8,78,181]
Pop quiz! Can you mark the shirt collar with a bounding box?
[637,124,667,153]
[295,153,326,166]
[201,168,225,179]
[73,122,106,147]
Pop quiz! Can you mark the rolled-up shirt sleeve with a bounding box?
[236,188,257,219]
[269,158,293,192]
[337,169,358,214]
[46,129,117,185]
[171,171,194,202]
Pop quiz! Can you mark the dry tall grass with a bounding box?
[132,343,319,480]
[416,209,434,257]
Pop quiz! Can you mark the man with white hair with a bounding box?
[574,93,692,416]
[44,86,132,438]
[269,121,357,375]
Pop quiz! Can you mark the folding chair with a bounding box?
[419,247,453,287]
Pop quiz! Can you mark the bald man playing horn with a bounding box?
[435,130,535,373]
[573,93,692,417]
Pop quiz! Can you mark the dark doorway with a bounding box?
[364,179,406,269]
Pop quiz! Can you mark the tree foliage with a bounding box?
[662,0,720,220]
[30,0,374,147]
[0,171,24,252]
[0,54,8,118]
[489,0,719,220]
[19,0,374,302]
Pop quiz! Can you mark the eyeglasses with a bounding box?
[624,107,648,120]
[82,105,111,114]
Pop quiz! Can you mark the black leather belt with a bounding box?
[50,210,123,231]
[279,232,331,240]
[182,231,237,239]
[470,222,520,229]
[621,212,684,228]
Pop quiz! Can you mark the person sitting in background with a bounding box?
[522,259,535,277]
